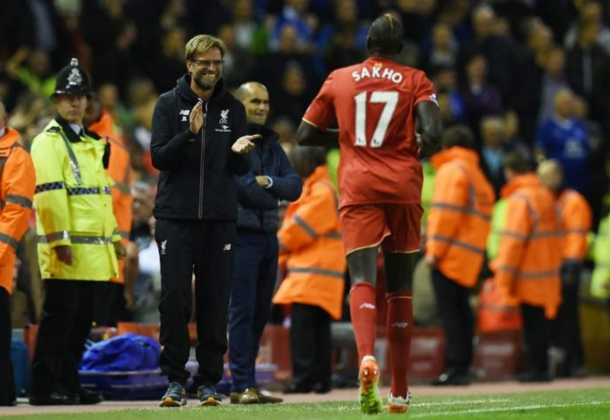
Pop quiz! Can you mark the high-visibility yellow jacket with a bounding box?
[89,110,134,284]
[492,174,562,319]
[0,127,35,294]
[591,195,610,298]
[273,166,345,320]
[426,147,495,287]
[31,118,119,281]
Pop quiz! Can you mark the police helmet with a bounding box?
[50,58,91,99]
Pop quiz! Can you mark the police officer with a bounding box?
[29,59,125,405]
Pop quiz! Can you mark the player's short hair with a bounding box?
[367,14,404,56]
[185,34,226,61]
[503,151,534,174]
[441,125,475,150]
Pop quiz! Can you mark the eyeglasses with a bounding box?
[190,59,224,67]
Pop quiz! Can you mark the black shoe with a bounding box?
[516,371,552,383]
[431,370,472,386]
[77,388,104,405]
[314,383,331,394]
[283,383,312,394]
[29,390,80,406]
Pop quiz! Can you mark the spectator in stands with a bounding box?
[420,23,459,73]
[538,160,591,378]
[80,0,137,90]
[232,0,265,52]
[459,54,503,143]
[565,0,610,56]
[273,146,345,395]
[217,24,255,89]
[458,4,524,107]
[229,82,301,405]
[0,98,35,407]
[480,115,509,197]
[273,62,312,125]
[270,0,318,53]
[5,48,56,98]
[29,59,125,405]
[537,47,569,126]
[150,27,187,95]
[566,19,610,137]
[536,88,590,195]
[426,125,495,386]
[493,152,562,382]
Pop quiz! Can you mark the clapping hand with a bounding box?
[190,101,205,134]
[232,134,260,154]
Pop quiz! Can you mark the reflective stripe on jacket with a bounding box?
[273,166,346,320]
[89,110,134,284]
[557,188,591,262]
[31,119,119,281]
[426,147,495,287]
[0,127,35,293]
[492,174,562,319]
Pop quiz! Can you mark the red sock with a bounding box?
[350,282,377,363]
[386,291,413,398]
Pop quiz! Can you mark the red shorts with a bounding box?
[339,203,423,255]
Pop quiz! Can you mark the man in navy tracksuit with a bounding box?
[229,82,302,404]
[151,35,259,407]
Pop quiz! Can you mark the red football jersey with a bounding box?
[303,57,437,208]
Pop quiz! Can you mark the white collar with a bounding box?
[0,128,5,138]
[69,123,84,136]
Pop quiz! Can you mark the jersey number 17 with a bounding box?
[354,91,398,148]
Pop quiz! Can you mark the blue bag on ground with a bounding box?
[11,339,30,396]
[81,333,161,372]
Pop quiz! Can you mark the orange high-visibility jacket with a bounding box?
[88,110,134,284]
[492,174,562,319]
[0,127,35,294]
[426,147,495,287]
[557,189,592,263]
[273,166,346,320]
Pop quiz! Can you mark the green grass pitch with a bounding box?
[3,388,610,420]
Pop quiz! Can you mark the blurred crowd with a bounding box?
[2,0,610,377]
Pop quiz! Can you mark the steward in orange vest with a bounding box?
[85,95,135,325]
[273,147,345,393]
[538,159,591,377]
[0,100,36,406]
[425,125,495,386]
[493,152,562,382]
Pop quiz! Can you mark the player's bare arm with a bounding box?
[415,101,442,158]
[296,120,339,147]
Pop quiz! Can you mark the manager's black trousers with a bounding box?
[156,218,236,386]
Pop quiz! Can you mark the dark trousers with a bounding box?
[290,303,331,390]
[156,218,236,386]
[552,266,584,372]
[431,268,473,373]
[228,229,278,391]
[31,280,96,396]
[521,303,551,374]
[93,281,123,327]
[0,287,15,406]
